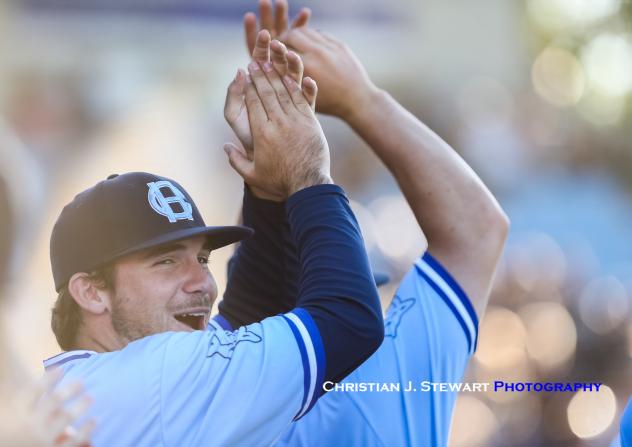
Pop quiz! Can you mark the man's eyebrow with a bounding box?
[139,243,187,260]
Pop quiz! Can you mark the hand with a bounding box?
[224,30,317,200]
[283,27,379,120]
[223,52,331,199]
[244,0,311,56]
[225,30,316,156]
[20,368,95,447]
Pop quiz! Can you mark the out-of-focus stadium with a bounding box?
[0,0,630,445]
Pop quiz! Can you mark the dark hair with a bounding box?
[51,266,115,351]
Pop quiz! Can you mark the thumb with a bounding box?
[223,143,255,181]
[224,69,247,124]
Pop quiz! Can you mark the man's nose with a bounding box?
[182,260,216,296]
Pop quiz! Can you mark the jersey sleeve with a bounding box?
[160,308,325,447]
[278,251,479,447]
[409,251,478,355]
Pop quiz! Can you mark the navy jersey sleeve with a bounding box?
[219,185,296,328]
[285,185,383,386]
[220,184,383,404]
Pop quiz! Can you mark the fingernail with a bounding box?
[249,61,259,72]
[235,69,241,81]
[223,145,232,155]
[263,62,272,72]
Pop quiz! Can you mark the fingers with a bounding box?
[244,12,258,56]
[248,61,283,118]
[57,419,96,447]
[258,0,274,32]
[270,40,289,77]
[283,75,313,115]
[224,143,255,181]
[49,394,92,443]
[274,0,288,36]
[261,59,294,114]
[252,29,271,63]
[302,77,318,110]
[286,50,304,84]
[290,7,311,29]
[224,69,247,123]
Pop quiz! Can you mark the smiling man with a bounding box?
[44,43,384,446]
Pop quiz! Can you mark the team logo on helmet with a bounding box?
[147,181,194,223]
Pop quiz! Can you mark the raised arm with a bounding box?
[220,31,312,328]
[283,27,509,318]
[221,38,383,383]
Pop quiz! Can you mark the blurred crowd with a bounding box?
[0,0,631,446]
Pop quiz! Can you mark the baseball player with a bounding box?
[218,2,509,445]
[44,48,384,447]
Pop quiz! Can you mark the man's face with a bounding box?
[107,235,217,344]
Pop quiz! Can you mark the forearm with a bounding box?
[348,89,506,250]
[287,184,383,384]
[219,186,296,328]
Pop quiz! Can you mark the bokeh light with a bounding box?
[528,0,621,30]
[519,301,577,370]
[579,276,629,335]
[582,33,632,97]
[567,385,616,439]
[475,306,527,370]
[577,89,627,126]
[531,47,585,107]
[448,396,498,447]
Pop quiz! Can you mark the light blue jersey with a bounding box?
[44,309,325,447]
[277,252,478,447]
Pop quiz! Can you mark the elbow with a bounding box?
[363,292,385,358]
[493,207,510,242]
[481,201,510,247]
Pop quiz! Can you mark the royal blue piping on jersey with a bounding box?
[292,308,326,414]
[415,253,478,353]
[213,314,233,331]
[282,313,312,420]
[44,352,94,371]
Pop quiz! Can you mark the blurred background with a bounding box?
[0,0,631,445]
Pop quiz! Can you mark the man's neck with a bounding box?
[73,330,125,353]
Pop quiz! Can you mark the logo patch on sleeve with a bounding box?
[208,327,262,359]
[384,296,415,337]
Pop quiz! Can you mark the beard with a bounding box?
[110,295,156,344]
[110,292,212,343]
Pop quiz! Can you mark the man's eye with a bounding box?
[198,257,210,265]
[154,259,174,266]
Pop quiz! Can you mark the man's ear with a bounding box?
[67,272,111,315]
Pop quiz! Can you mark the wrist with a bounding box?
[343,85,388,130]
[248,184,285,202]
[287,172,334,196]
